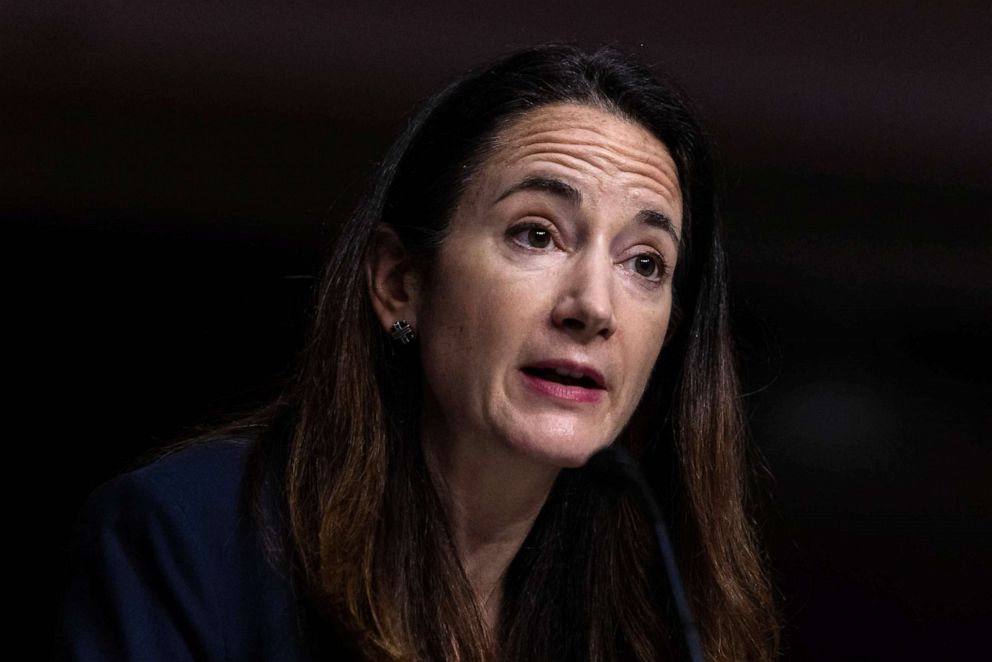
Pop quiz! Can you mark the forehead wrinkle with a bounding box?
[502,125,681,206]
[512,128,677,180]
[508,146,681,215]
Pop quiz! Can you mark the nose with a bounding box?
[551,250,617,342]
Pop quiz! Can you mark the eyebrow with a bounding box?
[636,209,681,247]
[495,175,582,206]
[494,175,681,247]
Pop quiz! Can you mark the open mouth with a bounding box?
[521,367,603,390]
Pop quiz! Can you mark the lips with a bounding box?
[522,360,606,402]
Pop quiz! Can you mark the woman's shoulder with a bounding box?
[103,437,251,497]
[87,438,252,516]
[70,439,254,556]
[58,437,313,661]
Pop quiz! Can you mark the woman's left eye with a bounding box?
[624,253,666,282]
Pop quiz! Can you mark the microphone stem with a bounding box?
[649,514,704,662]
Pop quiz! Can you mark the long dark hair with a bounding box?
[195,43,778,661]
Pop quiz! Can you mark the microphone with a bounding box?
[585,446,704,662]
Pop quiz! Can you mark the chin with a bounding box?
[505,428,608,469]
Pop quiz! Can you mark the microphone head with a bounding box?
[584,445,642,494]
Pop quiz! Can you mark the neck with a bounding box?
[422,417,560,631]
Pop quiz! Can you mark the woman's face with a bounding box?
[415,102,683,468]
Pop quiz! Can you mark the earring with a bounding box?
[389,320,416,345]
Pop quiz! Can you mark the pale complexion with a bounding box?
[368,102,683,631]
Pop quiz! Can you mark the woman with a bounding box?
[60,44,779,661]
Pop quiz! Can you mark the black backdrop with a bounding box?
[9,3,988,659]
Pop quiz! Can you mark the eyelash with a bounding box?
[624,253,668,283]
[509,221,558,251]
[507,221,670,285]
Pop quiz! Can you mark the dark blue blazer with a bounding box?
[57,439,346,661]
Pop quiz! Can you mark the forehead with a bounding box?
[474,102,683,222]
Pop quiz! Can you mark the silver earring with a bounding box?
[389,320,416,345]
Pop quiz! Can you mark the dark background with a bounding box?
[8,2,988,659]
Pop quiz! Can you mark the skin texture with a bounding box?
[367,102,683,629]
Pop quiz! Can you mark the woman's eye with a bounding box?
[527,227,551,248]
[510,224,553,249]
[627,253,665,281]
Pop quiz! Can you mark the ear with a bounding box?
[366,225,422,333]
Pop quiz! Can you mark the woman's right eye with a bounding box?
[509,223,554,249]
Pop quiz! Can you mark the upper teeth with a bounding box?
[554,367,586,380]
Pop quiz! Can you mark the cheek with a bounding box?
[623,303,672,396]
[418,290,477,393]
[417,255,516,395]
[425,241,537,341]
